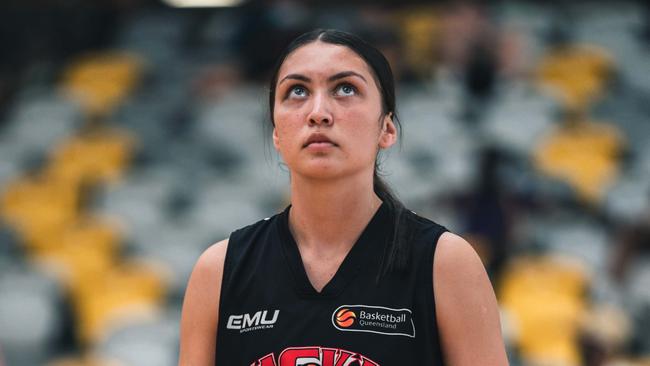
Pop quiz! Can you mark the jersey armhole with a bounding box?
[217,226,244,310]
[214,232,238,362]
[427,226,449,365]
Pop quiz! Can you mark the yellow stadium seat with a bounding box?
[71,260,167,345]
[46,127,135,187]
[500,255,590,366]
[537,44,614,112]
[396,7,441,78]
[0,174,79,243]
[61,52,144,118]
[534,118,624,203]
[28,216,122,290]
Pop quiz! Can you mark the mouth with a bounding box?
[303,134,338,148]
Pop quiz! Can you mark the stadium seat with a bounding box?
[500,255,589,366]
[533,117,625,203]
[61,53,144,118]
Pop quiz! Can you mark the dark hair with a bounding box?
[268,29,413,277]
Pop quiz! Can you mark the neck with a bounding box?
[288,172,382,254]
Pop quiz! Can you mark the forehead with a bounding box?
[277,41,374,83]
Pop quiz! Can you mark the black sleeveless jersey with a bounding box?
[215,202,448,366]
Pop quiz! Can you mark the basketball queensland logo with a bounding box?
[334,308,356,328]
[331,305,416,337]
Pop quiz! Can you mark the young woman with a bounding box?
[179,29,509,366]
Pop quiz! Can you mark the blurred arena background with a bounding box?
[1,0,649,365]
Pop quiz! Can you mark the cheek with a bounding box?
[273,109,303,147]
[343,109,381,143]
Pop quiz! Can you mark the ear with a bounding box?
[272,126,281,151]
[378,113,397,149]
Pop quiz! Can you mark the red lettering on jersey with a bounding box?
[253,346,380,366]
[320,348,353,366]
[321,348,337,366]
[335,349,353,366]
[279,346,320,365]
[251,353,277,366]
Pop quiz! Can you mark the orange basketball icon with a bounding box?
[335,308,356,328]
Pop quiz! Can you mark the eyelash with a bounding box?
[285,83,358,99]
[286,84,308,98]
[336,83,357,96]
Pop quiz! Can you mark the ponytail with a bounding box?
[373,170,413,280]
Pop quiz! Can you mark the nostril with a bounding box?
[309,115,331,125]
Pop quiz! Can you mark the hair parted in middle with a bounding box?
[267,28,416,279]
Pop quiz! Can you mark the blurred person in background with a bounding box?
[438,1,506,123]
[610,206,650,283]
[452,146,516,281]
[231,0,310,82]
[179,29,508,366]
[642,2,650,45]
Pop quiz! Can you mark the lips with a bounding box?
[303,133,338,148]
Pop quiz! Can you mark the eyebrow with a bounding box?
[278,71,367,85]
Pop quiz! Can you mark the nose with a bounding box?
[307,92,333,126]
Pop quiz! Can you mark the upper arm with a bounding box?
[433,232,509,366]
[179,239,228,366]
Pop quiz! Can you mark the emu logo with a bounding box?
[227,309,279,333]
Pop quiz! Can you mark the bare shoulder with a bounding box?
[184,238,229,312]
[185,238,229,295]
[178,239,229,366]
[433,232,509,366]
[434,232,485,282]
[195,238,229,276]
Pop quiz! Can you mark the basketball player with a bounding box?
[179,29,509,366]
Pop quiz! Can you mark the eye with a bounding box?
[287,85,308,99]
[335,83,357,97]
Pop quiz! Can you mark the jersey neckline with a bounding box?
[276,201,391,298]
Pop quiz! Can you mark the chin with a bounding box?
[291,160,348,180]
